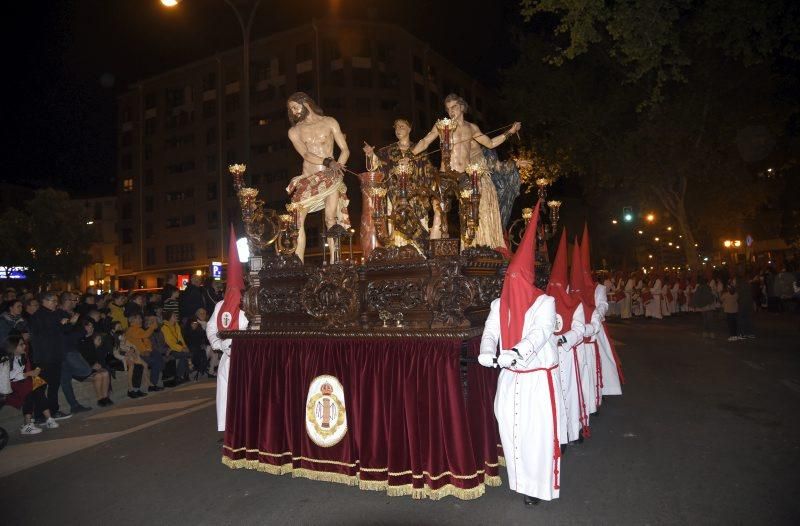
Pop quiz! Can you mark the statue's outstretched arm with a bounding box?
[411,124,439,156]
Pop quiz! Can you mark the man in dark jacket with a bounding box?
[179,275,204,322]
[736,273,755,338]
[28,292,74,420]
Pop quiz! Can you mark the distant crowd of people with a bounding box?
[601,264,800,341]
[0,274,223,436]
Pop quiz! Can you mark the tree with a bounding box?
[0,189,93,289]
[504,1,798,267]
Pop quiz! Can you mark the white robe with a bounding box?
[646,279,662,319]
[480,295,565,501]
[661,284,671,317]
[670,284,680,314]
[633,280,645,316]
[591,284,622,396]
[207,301,249,432]
[553,302,586,444]
[621,278,635,319]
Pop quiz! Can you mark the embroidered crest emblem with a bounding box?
[221,311,233,329]
[305,375,347,447]
[555,313,564,333]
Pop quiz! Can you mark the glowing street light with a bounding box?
[160,0,180,6]
[637,230,643,235]
[666,226,672,231]
[645,213,655,223]
[654,237,660,242]
[611,219,618,225]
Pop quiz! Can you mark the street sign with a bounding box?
[211,261,222,280]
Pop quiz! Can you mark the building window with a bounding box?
[206,154,217,172]
[296,71,313,93]
[146,247,156,266]
[165,243,195,263]
[352,68,372,88]
[296,42,312,62]
[207,210,219,229]
[225,93,240,112]
[145,222,154,239]
[203,72,217,91]
[145,195,154,212]
[166,217,180,228]
[206,127,217,145]
[144,117,157,136]
[166,161,195,175]
[225,121,236,140]
[182,214,196,226]
[123,178,134,192]
[165,189,194,202]
[144,169,154,186]
[121,202,132,220]
[121,154,133,171]
[207,238,219,258]
[121,228,133,244]
[207,182,218,201]
[203,99,216,119]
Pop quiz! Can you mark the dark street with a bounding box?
[3,312,798,525]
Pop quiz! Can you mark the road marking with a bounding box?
[86,399,211,420]
[0,400,215,479]
[742,360,765,371]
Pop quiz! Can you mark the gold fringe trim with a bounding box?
[498,455,506,467]
[292,468,358,487]
[222,455,495,501]
[485,475,502,487]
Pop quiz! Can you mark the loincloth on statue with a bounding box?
[288,168,351,228]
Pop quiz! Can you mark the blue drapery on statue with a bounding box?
[482,148,521,228]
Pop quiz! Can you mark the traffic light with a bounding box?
[622,206,633,222]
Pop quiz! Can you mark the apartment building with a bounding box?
[116,19,497,288]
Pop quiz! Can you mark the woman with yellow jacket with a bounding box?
[161,311,190,383]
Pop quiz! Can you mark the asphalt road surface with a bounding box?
[2,312,798,525]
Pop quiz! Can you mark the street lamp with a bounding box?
[161,0,264,171]
[645,213,655,223]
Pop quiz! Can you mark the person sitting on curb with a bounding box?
[5,335,60,435]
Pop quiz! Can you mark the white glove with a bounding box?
[497,351,517,368]
[583,323,595,338]
[477,353,496,368]
[591,320,602,336]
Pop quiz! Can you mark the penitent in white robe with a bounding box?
[207,301,249,432]
[591,284,622,396]
[621,278,635,319]
[480,295,565,501]
[646,279,663,319]
[553,303,587,443]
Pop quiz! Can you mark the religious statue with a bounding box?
[363,119,439,253]
[412,93,521,251]
[285,92,351,263]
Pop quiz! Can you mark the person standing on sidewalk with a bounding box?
[720,281,739,341]
[736,271,756,339]
[691,278,716,338]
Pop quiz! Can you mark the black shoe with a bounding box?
[148,385,164,392]
[52,410,73,420]
[98,398,110,407]
[523,495,541,507]
[128,390,143,398]
[71,405,92,413]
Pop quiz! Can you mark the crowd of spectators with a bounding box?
[0,274,223,436]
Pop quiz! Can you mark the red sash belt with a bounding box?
[509,363,561,490]
[584,338,603,408]
[571,345,590,438]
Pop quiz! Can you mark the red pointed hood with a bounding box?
[581,222,595,286]
[547,228,579,334]
[217,224,244,331]
[571,236,595,310]
[499,200,544,347]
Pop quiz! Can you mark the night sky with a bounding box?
[6,0,520,197]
